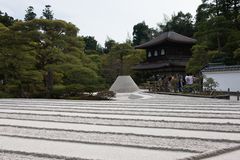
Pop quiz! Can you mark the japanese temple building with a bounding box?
[133,31,197,80]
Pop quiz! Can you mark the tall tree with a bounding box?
[0,11,14,27]
[83,36,97,51]
[195,2,212,25]
[132,21,153,46]
[0,23,43,97]
[232,0,240,22]
[104,37,116,53]
[6,19,83,96]
[42,5,54,20]
[102,42,145,84]
[1,19,106,97]
[158,11,195,37]
[24,6,37,21]
[110,43,132,75]
[190,0,240,73]
[186,45,209,74]
[199,0,240,25]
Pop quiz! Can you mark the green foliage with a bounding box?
[2,82,20,97]
[158,11,194,37]
[0,15,106,98]
[104,37,116,53]
[25,6,37,21]
[42,5,54,20]
[0,23,8,32]
[87,54,103,71]
[51,84,106,99]
[203,77,219,91]
[124,49,145,75]
[186,45,208,74]
[66,84,85,95]
[102,43,145,84]
[195,3,212,24]
[96,91,116,100]
[0,22,42,97]
[110,43,133,75]
[183,84,202,93]
[0,91,13,98]
[64,67,99,85]
[194,0,240,66]
[51,84,66,98]
[0,11,14,27]
[208,50,226,63]
[83,36,97,51]
[132,21,153,46]
[234,48,240,63]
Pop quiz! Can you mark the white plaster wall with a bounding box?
[203,71,240,92]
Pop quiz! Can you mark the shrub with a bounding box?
[51,85,67,98]
[183,84,202,93]
[203,78,219,91]
[0,91,14,98]
[64,67,99,85]
[65,84,85,97]
[3,83,19,97]
[96,91,116,100]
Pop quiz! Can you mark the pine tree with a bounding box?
[42,5,54,20]
[24,6,36,21]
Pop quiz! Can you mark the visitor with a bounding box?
[167,76,172,92]
[185,74,194,92]
[185,74,193,85]
[178,75,184,92]
[170,75,178,92]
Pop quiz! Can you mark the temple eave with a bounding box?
[132,61,187,71]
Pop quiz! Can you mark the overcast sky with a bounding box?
[0,0,202,45]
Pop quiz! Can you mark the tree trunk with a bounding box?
[217,32,221,53]
[120,54,123,75]
[45,69,53,98]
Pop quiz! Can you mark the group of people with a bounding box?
[148,73,197,93]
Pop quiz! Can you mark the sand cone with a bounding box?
[109,75,139,93]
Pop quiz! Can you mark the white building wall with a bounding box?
[203,71,240,92]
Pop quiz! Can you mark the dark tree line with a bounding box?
[132,0,240,74]
[187,0,240,74]
[0,11,14,26]
[132,12,195,46]
[0,6,106,98]
[0,5,145,98]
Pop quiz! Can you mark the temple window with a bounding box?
[148,51,152,57]
[161,49,165,55]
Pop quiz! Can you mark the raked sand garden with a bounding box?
[0,91,240,160]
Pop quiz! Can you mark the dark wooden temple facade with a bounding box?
[133,31,197,76]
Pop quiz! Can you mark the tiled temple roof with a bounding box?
[135,31,197,49]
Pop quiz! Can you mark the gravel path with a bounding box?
[1,119,240,142]
[1,125,239,152]
[1,112,240,132]
[1,110,240,124]
[0,135,194,160]
[0,93,240,159]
